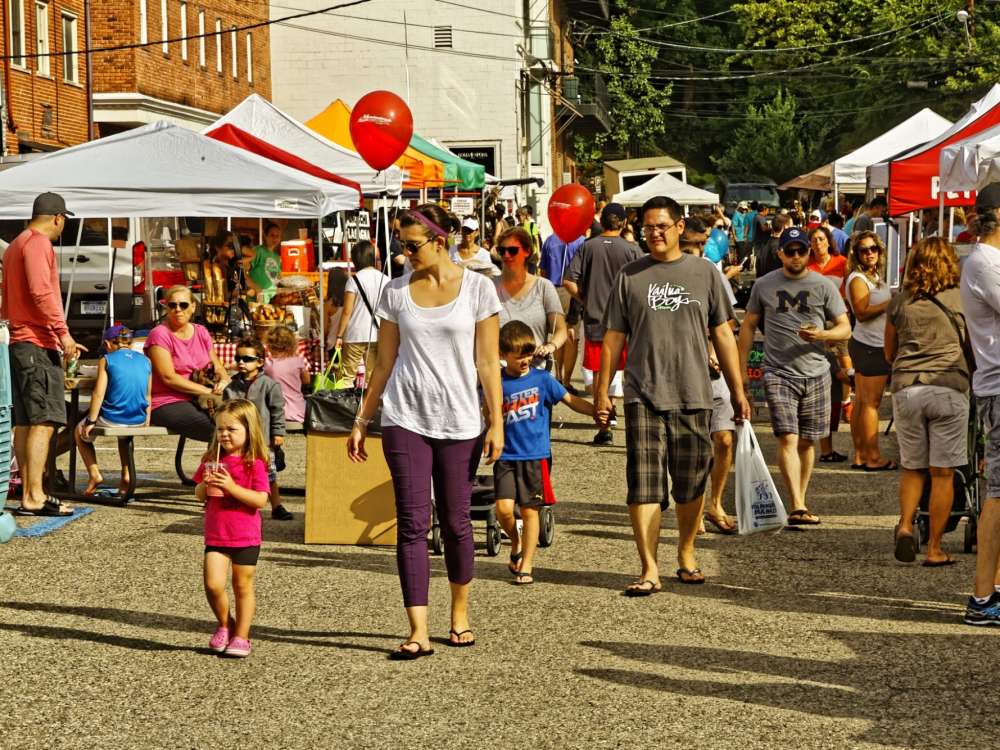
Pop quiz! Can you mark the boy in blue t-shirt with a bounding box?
[496,321,594,585]
[75,326,152,497]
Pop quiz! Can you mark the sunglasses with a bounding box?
[402,238,433,254]
[234,354,261,364]
[164,301,191,310]
[856,244,880,254]
[782,246,810,257]
[498,245,523,256]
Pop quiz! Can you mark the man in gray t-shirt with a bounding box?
[598,196,749,593]
[738,226,850,527]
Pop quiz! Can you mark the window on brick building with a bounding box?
[198,10,205,67]
[433,26,452,49]
[35,2,49,76]
[246,33,252,85]
[230,25,237,79]
[61,12,77,84]
[139,0,147,45]
[8,0,26,67]
[215,18,222,73]
[179,2,187,61]
[160,0,168,54]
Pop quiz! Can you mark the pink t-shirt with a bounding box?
[144,323,214,410]
[194,454,270,547]
[264,355,307,423]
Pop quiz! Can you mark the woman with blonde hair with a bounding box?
[885,237,970,566]
[846,231,894,470]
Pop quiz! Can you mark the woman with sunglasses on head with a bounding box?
[845,231,895,471]
[347,203,503,661]
[145,285,230,442]
[495,227,567,368]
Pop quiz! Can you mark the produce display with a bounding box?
[252,304,295,325]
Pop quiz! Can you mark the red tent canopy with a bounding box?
[887,86,1000,216]
[205,123,363,207]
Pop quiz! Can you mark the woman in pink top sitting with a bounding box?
[263,326,309,424]
[145,285,230,442]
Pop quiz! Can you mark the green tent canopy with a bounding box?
[409,133,486,190]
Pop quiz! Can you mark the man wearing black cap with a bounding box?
[960,182,1000,625]
[563,202,642,445]
[2,192,86,517]
[738,226,851,526]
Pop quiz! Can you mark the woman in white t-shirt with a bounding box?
[845,231,895,471]
[348,204,503,661]
[450,217,497,275]
[334,241,386,384]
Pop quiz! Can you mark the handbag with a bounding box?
[305,387,382,436]
[311,348,350,392]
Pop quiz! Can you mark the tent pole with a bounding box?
[317,209,325,372]
[384,196,391,277]
[948,207,955,240]
[107,216,115,326]
[64,218,85,318]
[833,180,839,212]
[938,191,945,238]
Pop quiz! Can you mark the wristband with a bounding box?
[354,416,372,427]
[84,417,97,426]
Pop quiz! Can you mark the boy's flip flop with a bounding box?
[624,579,662,597]
[15,497,72,517]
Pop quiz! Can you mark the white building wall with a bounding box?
[269,0,525,182]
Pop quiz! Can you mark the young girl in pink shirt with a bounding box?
[264,326,309,424]
[194,399,271,658]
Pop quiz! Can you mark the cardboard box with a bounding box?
[305,432,397,545]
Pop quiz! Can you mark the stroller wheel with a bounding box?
[486,522,502,557]
[916,515,930,545]
[538,506,555,548]
[965,516,977,554]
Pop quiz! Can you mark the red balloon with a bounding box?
[548,184,595,242]
[349,91,414,172]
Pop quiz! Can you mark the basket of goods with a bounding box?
[252,304,295,337]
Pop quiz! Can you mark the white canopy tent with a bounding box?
[611,171,718,207]
[939,122,1000,192]
[209,94,403,196]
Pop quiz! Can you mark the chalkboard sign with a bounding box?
[746,340,766,405]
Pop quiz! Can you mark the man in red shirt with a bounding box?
[3,192,86,516]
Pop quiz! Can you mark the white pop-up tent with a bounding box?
[208,93,403,195]
[612,171,718,207]
[0,120,361,219]
[939,122,1000,192]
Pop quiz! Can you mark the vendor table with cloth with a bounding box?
[214,339,321,373]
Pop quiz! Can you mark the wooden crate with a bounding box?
[305,432,397,545]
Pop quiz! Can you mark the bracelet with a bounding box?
[354,416,372,427]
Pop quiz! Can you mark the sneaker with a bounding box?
[592,430,613,446]
[224,636,252,657]
[964,594,1000,626]
[209,626,229,653]
[271,504,293,521]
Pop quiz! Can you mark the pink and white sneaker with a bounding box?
[209,626,229,653]
[224,637,252,658]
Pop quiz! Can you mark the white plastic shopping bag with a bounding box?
[735,422,787,535]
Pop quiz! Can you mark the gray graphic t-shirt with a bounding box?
[746,269,847,379]
[604,253,734,410]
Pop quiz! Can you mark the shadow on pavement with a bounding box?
[0,621,190,652]
[576,632,1000,748]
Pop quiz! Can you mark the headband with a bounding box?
[406,210,449,238]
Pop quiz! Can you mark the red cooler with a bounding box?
[281,240,315,273]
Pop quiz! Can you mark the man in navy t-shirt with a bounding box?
[495,321,594,584]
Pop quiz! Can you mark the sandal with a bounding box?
[15,497,72,517]
[922,557,957,568]
[448,629,476,647]
[787,509,821,526]
[508,552,523,576]
[388,641,434,660]
[820,451,848,463]
[676,567,706,585]
[624,579,662,597]
[893,525,918,563]
[704,514,736,535]
[513,571,534,585]
[864,460,898,472]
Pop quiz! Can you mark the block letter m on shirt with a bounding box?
[776,289,809,313]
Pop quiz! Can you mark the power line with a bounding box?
[0,0,372,61]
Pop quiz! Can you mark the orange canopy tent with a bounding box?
[306,99,448,189]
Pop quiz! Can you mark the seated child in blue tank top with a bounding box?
[495,320,595,585]
[75,325,152,497]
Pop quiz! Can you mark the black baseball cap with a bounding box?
[976,182,1000,211]
[600,202,627,223]
[779,226,808,251]
[32,191,74,217]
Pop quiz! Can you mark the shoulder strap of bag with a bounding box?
[354,278,380,330]
[923,293,975,374]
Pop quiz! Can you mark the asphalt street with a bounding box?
[1,404,996,750]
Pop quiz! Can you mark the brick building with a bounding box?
[91,0,271,135]
[1,0,90,154]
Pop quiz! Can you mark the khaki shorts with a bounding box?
[341,341,378,382]
[556,286,573,315]
[892,385,968,469]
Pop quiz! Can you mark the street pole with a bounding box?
[84,0,93,140]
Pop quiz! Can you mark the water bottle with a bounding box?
[354,362,366,391]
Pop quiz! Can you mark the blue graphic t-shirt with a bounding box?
[500,368,567,461]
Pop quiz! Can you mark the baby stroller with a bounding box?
[914,401,986,554]
[430,470,556,557]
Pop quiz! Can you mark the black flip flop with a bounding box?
[864,460,898,472]
[15,497,72,517]
[849,464,866,471]
[448,629,476,647]
[676,567,706,585]
[513,572,534,585]
[922,558,957,568]
[820,452,848,463]
[508,552,523,576]
[893,525,917,563]
[787,509,821,526]
[388,641,434,660]
[624,579,662,597]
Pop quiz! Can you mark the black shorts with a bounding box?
[10,342,66,427]
[493,459,544,508]
[205,545,260,566]
[151,399,216,442]
[848,337,890,377]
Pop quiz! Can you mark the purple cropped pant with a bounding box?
[382,425,482,607]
